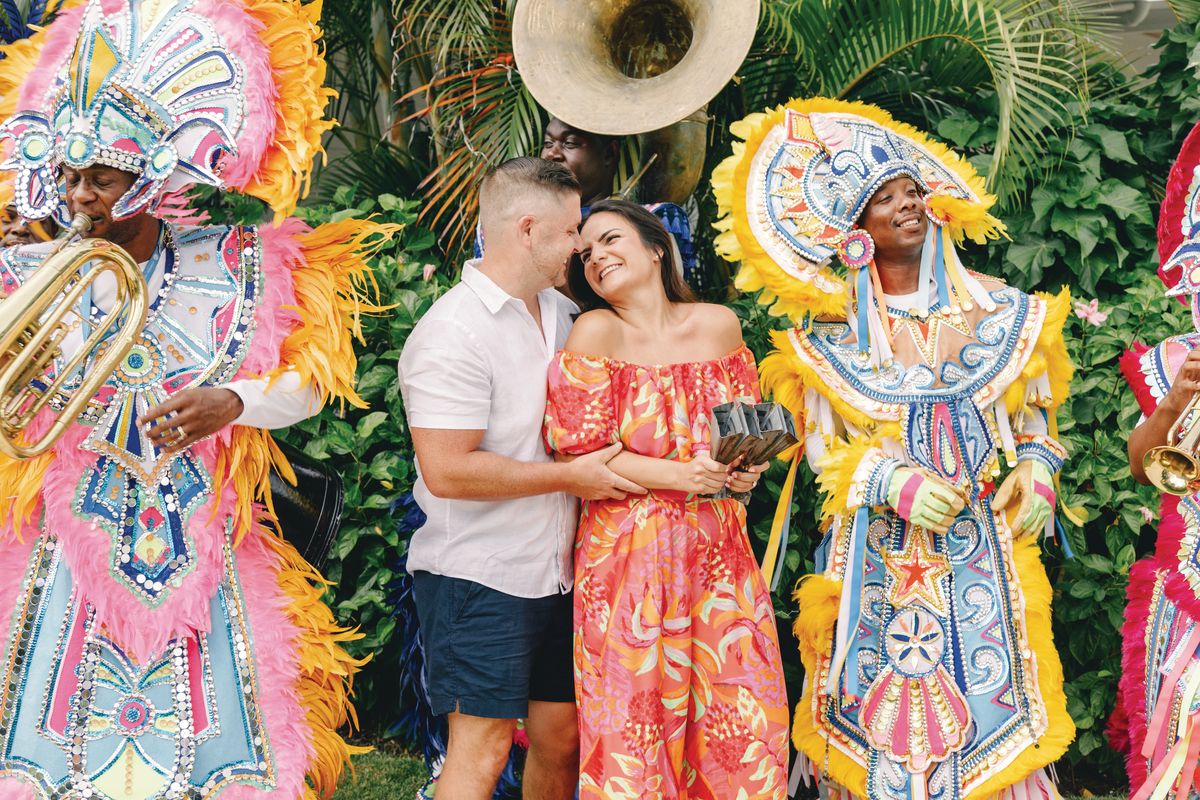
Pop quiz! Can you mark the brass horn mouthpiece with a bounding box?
[69,213,93,235]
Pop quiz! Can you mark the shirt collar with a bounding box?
[461,260,515,315]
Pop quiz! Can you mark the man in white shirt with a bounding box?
[399,157,642,800]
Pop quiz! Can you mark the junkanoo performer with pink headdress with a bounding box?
[712,98,1075,800]
[0,0,395,797]
[1111,120,1200,800]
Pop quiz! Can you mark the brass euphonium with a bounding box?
[1143,395,1200,495]
[0,213,147,459]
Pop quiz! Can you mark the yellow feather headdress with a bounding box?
[712,97,1006,325]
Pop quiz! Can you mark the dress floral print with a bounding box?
[545,345,789,800]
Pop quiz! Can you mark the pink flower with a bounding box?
[1073,298,1109,326]
[1139,506,1154,525]
[422,263,437,281]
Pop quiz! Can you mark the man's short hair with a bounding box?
[479,156,580,234]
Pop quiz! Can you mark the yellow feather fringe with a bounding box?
[761,330,879,432]
[0,448,51,539]
[791,574,870,798]
[217,218,398,540]
[265,532,370,799]
[814,428,899,519]
[712,97,1004,323]
[241,0,337,221]
[272,219,397,406]
[1004,288,1074,417]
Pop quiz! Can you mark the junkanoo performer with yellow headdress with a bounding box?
[712,98,1075,799]
[0,0,394,797]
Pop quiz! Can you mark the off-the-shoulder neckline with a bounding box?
[557,343,752,370]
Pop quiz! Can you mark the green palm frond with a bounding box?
[403,49,544,252]
[394,0,500,67]
[734,0,1113,198]
[1168,0,1200,22]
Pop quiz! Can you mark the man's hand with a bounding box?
[885,467,966,534]
[138,387,244,453]
[993,459,1055,539]
[563,443,646,500]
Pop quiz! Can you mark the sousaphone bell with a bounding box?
[512,0,760,203]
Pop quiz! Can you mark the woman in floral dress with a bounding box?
[543,199,789,799]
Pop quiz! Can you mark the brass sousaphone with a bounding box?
[512,0,760,203]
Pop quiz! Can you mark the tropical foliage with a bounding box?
[391,0,1108,259]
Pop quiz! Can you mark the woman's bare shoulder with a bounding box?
[564,309,624,355]
[686,303,744,350]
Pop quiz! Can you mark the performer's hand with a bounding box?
[675,454,731,495]
[993,459,1055,539]
[563,442,647,500]
[726,458,768,494]
[1164,347,1200,416]
[138,387,244,453]
[885,467,966,534]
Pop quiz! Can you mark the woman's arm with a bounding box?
[558,449,730,494]
[1130,347,1200,483]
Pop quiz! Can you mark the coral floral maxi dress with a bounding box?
[544,345,789,799]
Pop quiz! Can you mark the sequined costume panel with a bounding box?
[544,346,790,800]
[0,224,326,800]
[787,284,1071,800]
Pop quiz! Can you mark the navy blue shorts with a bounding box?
[412,571,574,719]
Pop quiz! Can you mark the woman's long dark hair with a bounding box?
[568,198,696,312]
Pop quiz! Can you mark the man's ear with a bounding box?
[515,213,536,246]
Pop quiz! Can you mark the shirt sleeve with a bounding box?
[544,351,618,455]
[398,317,492,430]
[223,370,321,429]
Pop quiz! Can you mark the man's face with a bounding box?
[540,118,616,204]
[859,176,928,264]
[528,190,582,289]
[61,164,142,243]
[1,205,36,247]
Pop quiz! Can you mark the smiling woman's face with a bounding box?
[576,211,663,302]
[859,176,927,264]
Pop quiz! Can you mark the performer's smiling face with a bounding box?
[61,164,141,242]
[578,210,663,300]
[860,176,928,264]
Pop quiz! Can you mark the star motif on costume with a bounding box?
[889,312,974,370]
[884,528,951,614]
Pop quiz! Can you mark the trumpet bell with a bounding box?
[512,0,759,137]
[1143,444,1200,496]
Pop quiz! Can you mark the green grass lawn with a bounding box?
[330,749,1124,799]
[332,748,427,799]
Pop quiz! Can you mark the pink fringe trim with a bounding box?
[203,0,279,194]
[43,425,227,663]
[215,525,313,798]
[237,220,303,379]
[1113,556,1159,790]
[0,778,35,798]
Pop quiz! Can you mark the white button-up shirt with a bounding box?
[398,261,577,598]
